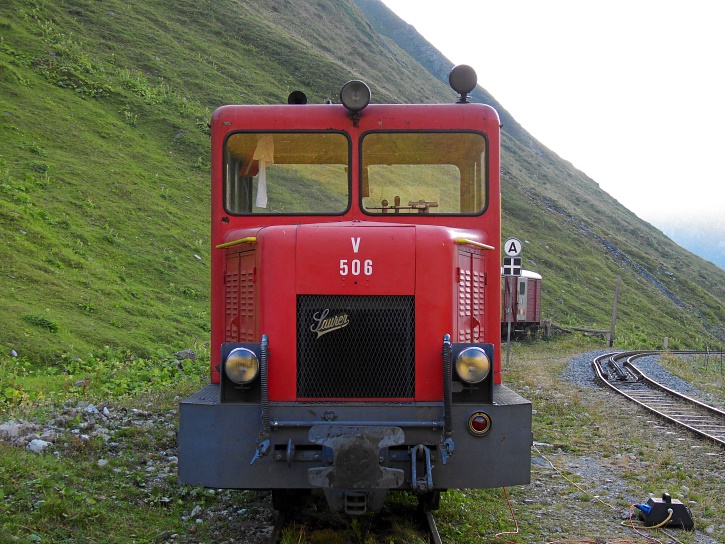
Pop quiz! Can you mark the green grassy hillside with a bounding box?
[0,0,723,368]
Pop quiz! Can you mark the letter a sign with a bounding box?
[504,238,522,257]
[502,237,522,276]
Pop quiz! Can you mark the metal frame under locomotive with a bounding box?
[178,69,532,514]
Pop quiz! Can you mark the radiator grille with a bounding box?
[296,295,415,399]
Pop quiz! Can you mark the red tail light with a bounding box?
[468,412,492,436]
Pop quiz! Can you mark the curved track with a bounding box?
[592,351,725,448]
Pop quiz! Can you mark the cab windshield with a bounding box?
[224,132,350,214]
[222,131,486,215]
[361,132,487,214]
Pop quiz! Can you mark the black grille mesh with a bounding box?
[297,295,415,399]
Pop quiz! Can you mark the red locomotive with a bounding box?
[178,66,532,514]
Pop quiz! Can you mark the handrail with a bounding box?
[454,238,495,251]
[215,237,257,249]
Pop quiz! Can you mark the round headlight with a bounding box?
[449,64,478,96]
[224,348,260,385]
[340,80,371,112]
[454,347,490,384]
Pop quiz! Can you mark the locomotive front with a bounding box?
[178,71,532,514]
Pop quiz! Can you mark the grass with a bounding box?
[1,0,216,362]
[4,336,724,543]
[1,341,208,413]
[0,348,209,543]
[657,351,725,405]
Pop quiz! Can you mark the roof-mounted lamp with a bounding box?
[287,90,308,104]
[340,79,371,126]
[449,65,477,103]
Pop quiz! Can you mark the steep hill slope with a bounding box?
[356,0,725,346]
[0,0,722,365]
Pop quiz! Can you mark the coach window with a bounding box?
[361,132,486,214]
[224,132,350,214]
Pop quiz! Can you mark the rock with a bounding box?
[173,349,197,361]
[27,439,51,453]
[40,430,59,441]
[98,459,109,467]
[0,421,21,438]
[531,456,550,467]
[190,505,203,518]
[0,421,36,439]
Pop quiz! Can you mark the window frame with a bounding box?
[222,130,353,216]
[359,129,490,217]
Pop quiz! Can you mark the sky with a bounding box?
[381,0,725,234]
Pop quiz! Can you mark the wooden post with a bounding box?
[608,275,621,348]
[543,319,552,338]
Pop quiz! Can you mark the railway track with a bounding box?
[269,495,442,543]
[422,510,443,544]
[592,351,725,448]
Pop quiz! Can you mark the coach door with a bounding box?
[516,278,527,322]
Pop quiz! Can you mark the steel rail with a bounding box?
[270,503,443,543]
[269,511,286,544]
[421,510,443,544]
[592,351,725,448]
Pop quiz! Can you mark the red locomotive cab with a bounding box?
[179,67,532,514]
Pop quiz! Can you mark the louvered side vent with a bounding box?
[472,269,485,319]
[458,250,486,342]
[296,295,415,399]
[458,268,473,341]
[225,251,256,342]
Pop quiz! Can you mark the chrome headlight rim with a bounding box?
[454,346,491,384]
[224,347,260,385]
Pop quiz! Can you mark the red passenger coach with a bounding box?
[502,271,543,337]
[178,66,532,514]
